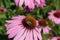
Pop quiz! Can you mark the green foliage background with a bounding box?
[0,0,60,40]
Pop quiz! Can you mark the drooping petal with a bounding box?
[35,28,40,33]
[33,30,42,40]
[14,0,19,6]
[43,26,51,34]
[7,25,19,34]
[12,15,25,20]
[13,28,26,40]
[28,0,34,9]
[7,25,24,38]
[39,28,42,32]
[25,30,30,40]
[25,0,34,9]
[5,19,23,30]
[49,37,59,40]
[29,30,33,40]
[5,23,20,30]
[43,27,49,34]
[5,24,10,30]
[19,0,24,7]
[6,20,20,24]
[35,0,40,5]
[18,30,27,40]
[33,30,38,40]
[40,0,46,7]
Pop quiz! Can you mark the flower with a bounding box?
[5,15,42,40]
[38,19,51,34]
[0,7,7,13]
[14,0,46,10]
[48,10,60,24]
[48,37,60,40]
[42,26,51,34]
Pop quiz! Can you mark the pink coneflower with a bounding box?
[48,10,60,24]
[38,19,51,34]
[0,7,7,13]
[14,0,46,10]
[5,16,42,40]
[48,37,60,40]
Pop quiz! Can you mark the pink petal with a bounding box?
[7,25,23,34]
[47,26,51,30]
[14,0,19,6]
[33,30,42,40]
[5,23,20,30]
[43,28,49,34]
[39,28,42,32]
[51,37,58,40]
[29,30,33,40]
[25,0,29,6]
[35,0,40,5]
[28,0,34,9]
[8,25,24,38]
[33,30,38,40]
[6,20,20,24]
[5,24,10,30]
[7,25,18,34]
[19,0,24,7]
[5,19,23,30]
[18,30,27,40]
[40,0,46,7]
[35,28,40,33]
[53,18,60,24]
[13,28,26,40]
[12,15,25,20]
[25,30,30,40]
[43,26,51,34]
[25,0,34,9]
[40,0,45,3]
[36,21,39,26]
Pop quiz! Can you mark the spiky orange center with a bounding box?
[22,16,36,29]
[39,19,47,26]
[54,11,60,18]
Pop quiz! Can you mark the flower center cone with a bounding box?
[22,16,36,29]
[39,19,47,26]
[54,11,60,18]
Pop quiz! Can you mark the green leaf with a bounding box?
[0,14,6,19]
[42,33,50,40]
[2,0,11,8]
